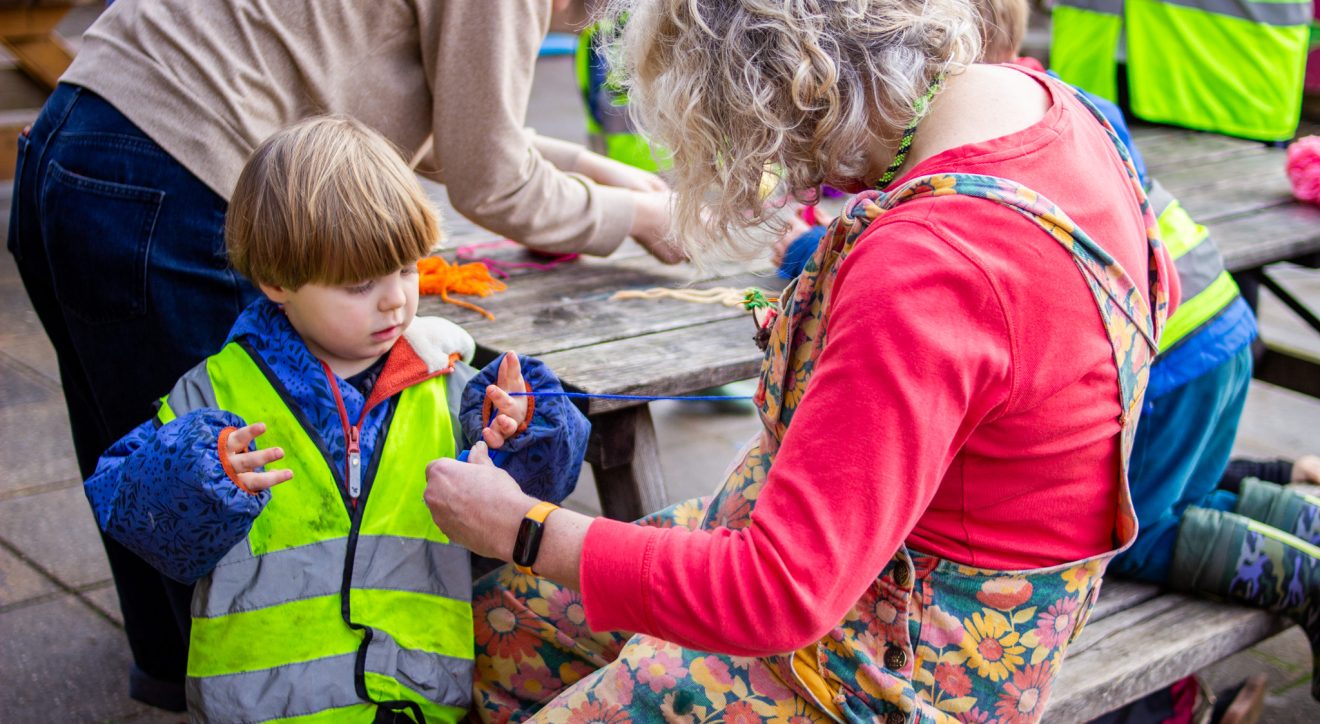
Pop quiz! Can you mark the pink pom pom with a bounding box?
[1286,135,1320,205]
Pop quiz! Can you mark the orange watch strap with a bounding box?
[513,501,559,575]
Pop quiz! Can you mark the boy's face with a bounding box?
[261,263,420,377]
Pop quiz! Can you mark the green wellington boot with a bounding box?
[1171,507,1320,701]
[1234,478,1320,546]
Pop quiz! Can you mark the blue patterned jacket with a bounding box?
[85,299,589,583]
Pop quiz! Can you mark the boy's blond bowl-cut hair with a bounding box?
[227,115,440,290]
[973,0,1029,64]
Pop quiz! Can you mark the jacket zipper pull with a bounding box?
[348,426,361,500]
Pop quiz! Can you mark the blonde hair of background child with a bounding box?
[226,115,440,290]
[972,0,1029,64]
[604,0,981,259]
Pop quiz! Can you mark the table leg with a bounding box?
[585,404,670,521]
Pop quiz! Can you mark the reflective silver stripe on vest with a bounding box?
[186,641,472,722]
[1146,179,1176,218]
[351,535,472,601]
[1147,180,1228,299]
[1173,232,1228,299]
[1054,0,1123,15]
[187,653,362,724]
[194,536,471,618]
[165,360,217,416]
[366,629,473,709]
[1155,0,1312,26]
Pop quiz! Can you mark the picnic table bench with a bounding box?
[420,123,1320,720]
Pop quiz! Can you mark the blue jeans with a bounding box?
[1109,344,1254,583]
[7,84,258,709]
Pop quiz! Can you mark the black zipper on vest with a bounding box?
[338,402,426,722]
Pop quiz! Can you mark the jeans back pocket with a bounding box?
[40,159,165,324]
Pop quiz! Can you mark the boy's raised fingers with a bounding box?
[486,384,523,420]
[240,468,294,493]
[480,426,506,450]
[496,352,523,392]
[491,414,518,438]
[226,422,267,455]
[230,446,285,474]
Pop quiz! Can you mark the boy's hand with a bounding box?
[483,352,530,450]
[221,423,293,493]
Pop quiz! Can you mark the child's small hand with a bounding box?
[483,352,530,450]
[221,422,294,493]
[1293,455,1320,484]
[771,210,813,269]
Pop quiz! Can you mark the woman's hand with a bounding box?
[483,352,529,449]
[575,150,670,193]
[221,423,293,493]
[424,442,534,560]
[631,191,687,264]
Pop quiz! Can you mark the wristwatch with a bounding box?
[513,501,559,575]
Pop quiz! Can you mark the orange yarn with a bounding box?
[417,256,508,320]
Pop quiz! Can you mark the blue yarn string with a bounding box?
[507,391,753,402]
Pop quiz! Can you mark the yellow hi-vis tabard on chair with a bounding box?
[1051,0,1312,142]
[157,340,472,723]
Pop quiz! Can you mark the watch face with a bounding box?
[512,517,545,568]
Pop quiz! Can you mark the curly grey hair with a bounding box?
[604,0,981,258]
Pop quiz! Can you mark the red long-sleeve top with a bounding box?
[580,70,1179,657]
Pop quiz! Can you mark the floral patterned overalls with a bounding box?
[471,84,1169,723]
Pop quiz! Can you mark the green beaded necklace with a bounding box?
[874,75,945,191]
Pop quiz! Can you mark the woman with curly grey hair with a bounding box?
[424,0,1178,720]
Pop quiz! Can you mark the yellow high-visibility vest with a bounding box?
[158,341,470,723]
[1051,0,1311,141]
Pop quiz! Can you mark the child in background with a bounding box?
[977,0,1320,700]
[84,116,590,722]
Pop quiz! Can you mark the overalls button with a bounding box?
[892,564,911,588]
[883,646,906,670]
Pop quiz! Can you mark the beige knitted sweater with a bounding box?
[62,0,634,255]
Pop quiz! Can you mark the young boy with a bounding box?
[84,116,590,722]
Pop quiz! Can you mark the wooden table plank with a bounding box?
[536,316,766,415]
[1138,129,1268,176]
[1156,151,1293,223]
[1214,203,1320,272]
[1088,580,1162,621]
[432,267,781,358]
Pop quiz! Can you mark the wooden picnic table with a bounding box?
[421,124,1320,523]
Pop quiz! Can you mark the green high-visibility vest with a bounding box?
[574,20,666,171]
[1147,180,1242,351]
[157,341,471,723]
[1051,0,1312,141]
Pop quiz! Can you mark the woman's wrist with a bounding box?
[528,506,589,590]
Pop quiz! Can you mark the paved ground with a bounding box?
[2,37,1320,724]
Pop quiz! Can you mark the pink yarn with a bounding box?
[1286,135,1320,205]
[453,239,578,279]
